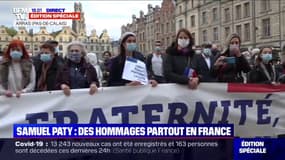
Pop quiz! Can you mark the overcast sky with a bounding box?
[0,0,162,40]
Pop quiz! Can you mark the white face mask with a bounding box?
[178,39,189,48]
[230,44,239,50]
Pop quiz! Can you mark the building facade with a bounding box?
[160,0,176,50]
[121,0,176,55]
[174,0,285,54]
[0,2,113,59]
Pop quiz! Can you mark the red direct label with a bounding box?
[29,12,80,20]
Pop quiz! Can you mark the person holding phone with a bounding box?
[212,33,251,82]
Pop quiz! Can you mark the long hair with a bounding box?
[222,33,241,56]
[4,39,30,60]
[174,28,194,48]
[103,51,112,57]
[256,46,273,64]
[119,34,135,63]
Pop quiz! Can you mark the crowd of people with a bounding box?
[1,28,285,98]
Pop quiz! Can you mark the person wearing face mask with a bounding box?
[0,40,36,97]
[164,28,200,89]
[194,43,217,82]
[108,32,157,87]
[45,40,65,63]
[100,51,112,86]
[86,52,103,87]
[248,47,279,84]
[146,41,166,83]
[56,41,99,96]
[211,44,221,57]
[213,33,251,82]
[33,43,64,91]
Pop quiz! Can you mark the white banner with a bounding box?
[0,83,285,138]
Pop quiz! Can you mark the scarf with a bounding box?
[37,63,51,91]
[260,63,276,83]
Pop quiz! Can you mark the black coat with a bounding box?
[194,54,217,82]
[248,63,279,84]
[56,59,99,89]
[164,44,197,84]
[33,55,64,91]
[212,50,251,83]
[275,64,285,83]
[108,51,145,86]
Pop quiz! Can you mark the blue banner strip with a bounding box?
[234,138,285,160]
[13,124,234,138]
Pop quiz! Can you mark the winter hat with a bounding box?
[120,32,136,44]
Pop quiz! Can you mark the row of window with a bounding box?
[137,36,173,53]
[199,18,271,43]
[182,0,271,27]
[21,44,111,52]
[138,20,175,39]
[161,22,175,34]
[200,2,250,26]
[141,22,175,41]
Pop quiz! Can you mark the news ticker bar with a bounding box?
[13,124,233,138]
[6,138,285,160]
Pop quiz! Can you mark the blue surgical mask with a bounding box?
[10,51,23,60]
[126,43,137,52]
[261,53,272,64]
[155,46,161,52]
[203,48,212,57]
[68,53,82,63]
[40,53,52,63]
